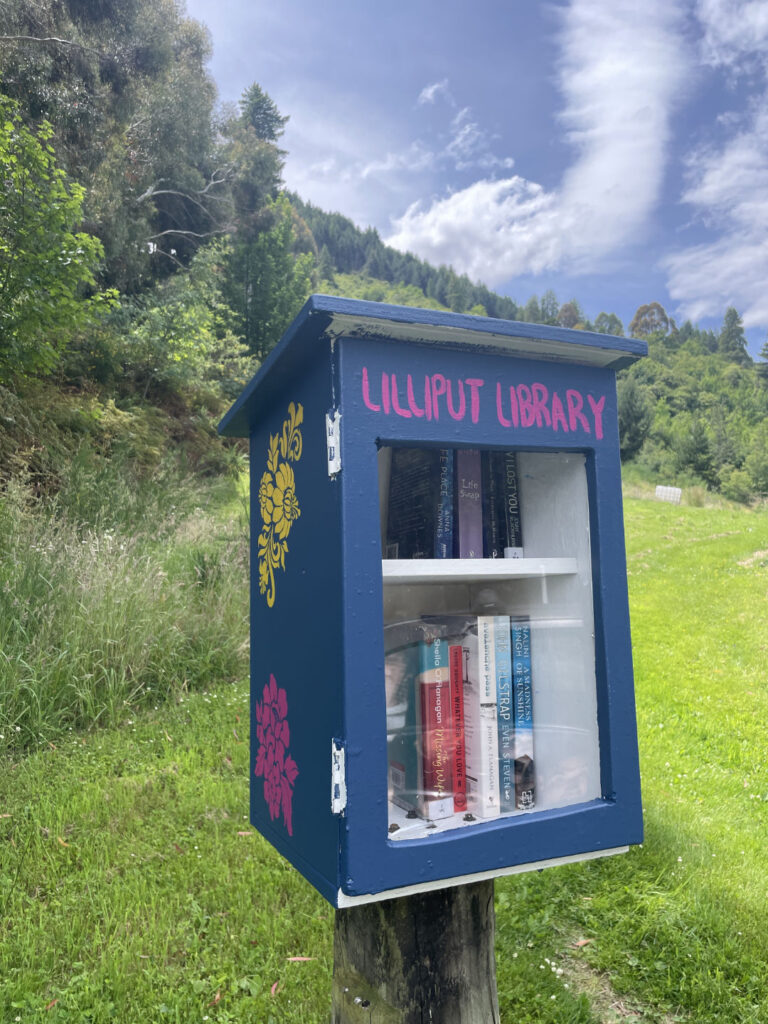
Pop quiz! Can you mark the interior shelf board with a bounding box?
[382,557,578,585]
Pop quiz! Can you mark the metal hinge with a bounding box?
[326,409,341,477]
[331,739,347,815]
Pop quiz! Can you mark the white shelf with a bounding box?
[382,557,578,586]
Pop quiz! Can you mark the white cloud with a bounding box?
[696,0,768,67]
[662,3,768,325]
[664,104,768,324]
[445,108,515,172]
[418,79,452,105]
[387,0,686,281]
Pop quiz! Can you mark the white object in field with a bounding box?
[655,485,681,504]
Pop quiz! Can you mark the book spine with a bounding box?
[477,616,497,704]
[450,643,467,813]
[482,451,503,558]
[465,616,500,817]
[511,619,535,810]
[419,636,454,820]
[385,640,421,815]
[456,448,482,558]
[386,448,438,559]
[493,616,515,813]
[435,449,455,558]
[502,451,523,557]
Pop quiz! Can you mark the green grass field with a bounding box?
[2,493,768,1022]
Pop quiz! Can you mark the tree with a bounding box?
[629,302,669,338]
[594,312,624,336]
[557,300,583,329]
[540,289,559,325]
[120,241,250,399]
[758,335,768,384]
[239,83,288,142]
[0,96,107,380]
[224,194,314,362]
[617,375,653,459]
[1,0,225,289]
[523,295,541,323]
[718,307,750,365]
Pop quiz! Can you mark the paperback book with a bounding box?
[494,617,515,812]
[511,618,535,810]
[463,616,500,817]
[418,634,454,819]
[456,448,483,558]
[385,448,439,559]
[449,643,468,813]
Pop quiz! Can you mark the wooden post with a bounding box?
[332,880,500,1024]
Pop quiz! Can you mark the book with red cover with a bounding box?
[450,643,467,813]
[419,635,454,819]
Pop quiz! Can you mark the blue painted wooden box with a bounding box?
[219,295,646,907]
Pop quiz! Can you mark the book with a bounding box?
[418,634,454,820]
[385,624,422,817]
[449,643,467,813]
[435,449,455,558]
[456,448,482,558]
[501,451,523,558]
[511,618,535,810]
[482,450,505,558]
[493,616,515,813]
[385,448,440,559]
[464,617,500,817]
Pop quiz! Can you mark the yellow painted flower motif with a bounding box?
[257,402,303,607]
[272,462,300,540]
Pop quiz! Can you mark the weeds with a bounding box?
[0,459,248,756]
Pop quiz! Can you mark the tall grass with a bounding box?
[0,455,249,755]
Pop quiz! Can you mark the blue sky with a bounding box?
[185,0,768,356]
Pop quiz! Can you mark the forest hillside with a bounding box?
[1,0,768,503]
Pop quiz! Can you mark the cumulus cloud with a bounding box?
[662,3,768,325]
[387,0,686,283]
[696,0,768,67]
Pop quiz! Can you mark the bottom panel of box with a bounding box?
[336,844,628,908]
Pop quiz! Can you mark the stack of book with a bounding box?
[384,448,523,560]
[385,615,536,824]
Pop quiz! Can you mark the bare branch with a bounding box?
[148,228,230,240]
[0,35,110,60]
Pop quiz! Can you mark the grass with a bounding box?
[0,462,249,756]
[0,684,333,1022]
[2,487,768,1021]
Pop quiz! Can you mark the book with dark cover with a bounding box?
[456,448,482,558]
[418,635,454,819]
[494,616,515,812]
[385,448,439,559]
[482,450,504,558]
[501,451,523,556]
[435,449,455,558]
[511,618,535,810]
[449,643,467,813]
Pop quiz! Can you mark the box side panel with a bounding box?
[336,336,642,898]
[248,348,343,902]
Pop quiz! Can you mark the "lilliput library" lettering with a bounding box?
[361,367,606,439]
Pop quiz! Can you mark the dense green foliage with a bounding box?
[617,307,768,499]
[2,0,768,503]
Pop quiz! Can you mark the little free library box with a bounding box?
[219,295,646,907]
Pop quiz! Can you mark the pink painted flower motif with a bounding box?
[254,674,299,836]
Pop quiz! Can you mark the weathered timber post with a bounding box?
[332,881,499,1024]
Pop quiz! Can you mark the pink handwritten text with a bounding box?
[361,367,606,439]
